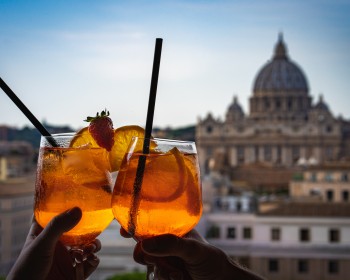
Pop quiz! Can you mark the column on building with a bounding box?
[282,146,293,166]
[245,146,255,164]
[259,146,264,162]
[0,157,8,181]
[272,146,278,163]
[229,146,238,167]
[313,146,323,164]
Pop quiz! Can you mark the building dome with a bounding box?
[314,94,329,111]
[226,96,244,122]
[253,34,308,94]
[249,34,312,122]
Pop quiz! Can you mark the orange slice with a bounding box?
[185,165,202,216]
[140,147,187,201]
[70,125,146,172]
[70,127,99,148]
[109,125,145,172]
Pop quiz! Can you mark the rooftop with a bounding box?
[258,202,350,218]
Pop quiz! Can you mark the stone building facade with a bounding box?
[196,35,350,190]
[290,162,350,203]
[204,202,350,280]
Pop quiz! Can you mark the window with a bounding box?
[206,126,213,133]
[299,228,310,242]
[328,260,339,274]
[237,146,245,164]
[325,147,333,159]
[276,146,282,163]
[254,146,259,162]
[298,259,309,273]
[206,225,220,238]
[268,259,279,272]
[264,98,270,109]
[341,173,348,182]
[243,227,252,239]
[310,173,317,182]
[207,147,213,157]
[271,228,281,241]
[264,146,272,161]
[326,125,333,133]
[215,198,222,210]
[236,201,242,212]
[292,146,300,162]
[325,173,333,182]
[326,190,334,202]
[227,227,236,239]
[275,99,281,109]
[342,190,349,202]
[329,229,340,243]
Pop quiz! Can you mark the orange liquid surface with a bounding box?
[112,151,202,239]
[34,147,114,246]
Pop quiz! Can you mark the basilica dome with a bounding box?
[253,34,308,94]
[249,34,312,122]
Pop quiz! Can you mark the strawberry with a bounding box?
[84,109,115,151]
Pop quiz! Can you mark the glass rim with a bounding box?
[132,136,196,145]
[41,132,77,138]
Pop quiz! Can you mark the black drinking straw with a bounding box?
[128,38,163,236]
[0,77,57,147]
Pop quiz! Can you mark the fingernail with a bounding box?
[142,238,157,252]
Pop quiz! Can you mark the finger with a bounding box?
[120,227,132,238]
[133,242,147,265]
[184,229,207,243]
[83,239,102,255]
[36,207,82,248]
[84,254,100,278]
[91,239,101,253]
[27,220,43,240]
[141,234,206,264]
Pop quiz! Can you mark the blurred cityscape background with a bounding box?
[2,35,350,280]
[1,1,350,280]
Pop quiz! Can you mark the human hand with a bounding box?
[7,207,101,280]
[121,228,264,280]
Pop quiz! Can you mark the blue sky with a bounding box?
[0,0,349,130]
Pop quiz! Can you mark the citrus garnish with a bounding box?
[70,127,99,148]
[109,125,145,172]
[70,124,146,172]
[185,165,202,216]
[140,147,187,201]
[69,127,112,174]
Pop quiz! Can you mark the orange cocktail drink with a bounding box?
[34,133,114,246]
[111,137,202,239]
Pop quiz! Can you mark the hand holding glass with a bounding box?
[34,133,114,278]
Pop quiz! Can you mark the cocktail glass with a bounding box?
[34,133,114,279]
[111,137,203,278]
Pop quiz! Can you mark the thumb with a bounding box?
[141,234,203,264]
[36,207,82,248]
